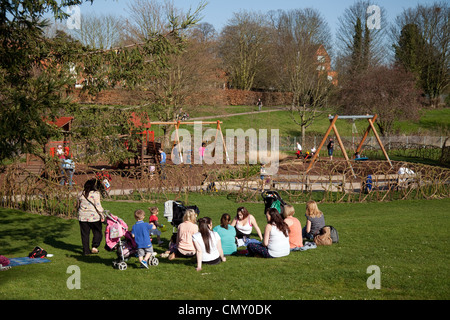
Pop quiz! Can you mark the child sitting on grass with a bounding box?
[160,233,177,258]
[131,209,155,269]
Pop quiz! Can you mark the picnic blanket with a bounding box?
[7,257,51,267]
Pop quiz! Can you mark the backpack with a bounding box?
[0,255,10,266]
[326,225,339,243]
[28,246,47,258]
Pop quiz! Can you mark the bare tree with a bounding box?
[270,8,334,146]
[391,2,449,107]
[336,0,388,74]
[336,65,423,135]
[218,10,272,91]
[122,0,208,146]
[124,0,173,43]
[190,22,217,43]
[72,13,125,49]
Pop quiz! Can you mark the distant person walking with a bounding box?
[257,98,263,111]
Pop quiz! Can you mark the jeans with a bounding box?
[60,169,74,186]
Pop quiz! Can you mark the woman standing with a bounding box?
[247,208,290,258]
[193,217,226,271]
[78,179,104,256]
[230,207,263,246]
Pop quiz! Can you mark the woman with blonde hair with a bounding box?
[169,209,198,260]
[283,205,303,250]
[302,200,326,240]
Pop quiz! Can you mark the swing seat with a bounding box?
[354,157,369,161]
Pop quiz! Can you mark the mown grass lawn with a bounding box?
[1,195,449,301]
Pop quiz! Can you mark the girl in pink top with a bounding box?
[199,142,206,164]
[283,205,303,250]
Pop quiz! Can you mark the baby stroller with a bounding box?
[261,190,286,216]
[164,200,200,230]
[104,211,159,271]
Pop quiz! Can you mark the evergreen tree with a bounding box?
[350,17,372,74]
[350,17,363,74]
[393,23,424,79]
[0,0,86,161]
[362,23,371,70]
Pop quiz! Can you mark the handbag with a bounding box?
[314,227,332,246]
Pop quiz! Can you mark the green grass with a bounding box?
[394,108,450,135]
[1,195,449,300]
[187,105,450,137]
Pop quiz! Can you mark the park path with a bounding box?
[189,107,287,121]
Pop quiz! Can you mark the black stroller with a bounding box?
[164,200,200,231]
[261,190,286,216]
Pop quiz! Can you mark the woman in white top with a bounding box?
[247,208,290,258]
[230,207,263,246]
[192,217,226,271]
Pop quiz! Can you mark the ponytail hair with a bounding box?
[198,217,212,254]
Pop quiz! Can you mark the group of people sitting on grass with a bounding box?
[150,200,327,271]
[77,178,329,271]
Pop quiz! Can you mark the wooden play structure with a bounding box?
[306,114,393,175]
[129,117,228,171]
[45,116,74,158]
[149,120,229,163]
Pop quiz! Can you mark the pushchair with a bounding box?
[261,190,286,216]
[164,200,200,230]
[104,211,159,271]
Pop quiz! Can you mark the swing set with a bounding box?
[133,120,229,164]
[136,120,229,166]
[306,114,392,175]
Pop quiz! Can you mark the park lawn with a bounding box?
[394,108,450,135]
[0,195,449,300]
[186,105,450,137]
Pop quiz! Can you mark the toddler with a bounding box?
[131,209,155,269]
[148,206,164,245]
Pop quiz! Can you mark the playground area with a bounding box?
[1,111,449,219]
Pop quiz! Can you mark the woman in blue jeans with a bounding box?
[247,208,290,258]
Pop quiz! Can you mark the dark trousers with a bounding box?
[79,221,103,255]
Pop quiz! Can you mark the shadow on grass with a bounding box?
[0,208,73,256]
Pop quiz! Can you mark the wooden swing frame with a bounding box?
[306,114,392,175]
[146,120,228,164]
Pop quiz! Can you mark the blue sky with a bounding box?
[76,0,439,34]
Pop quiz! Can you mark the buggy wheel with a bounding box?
[118,261,127,270]
[151,258,159,266]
